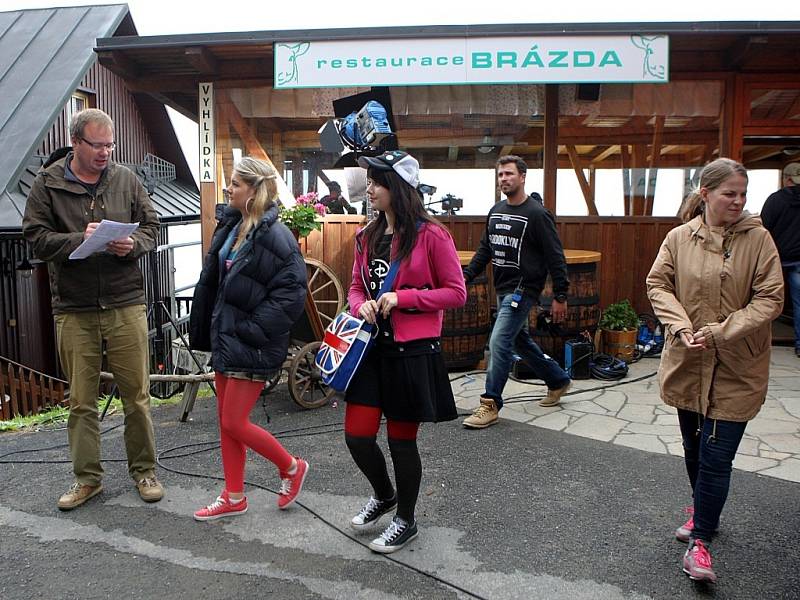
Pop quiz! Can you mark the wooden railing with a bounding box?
[0,355,67,419]
[301,214,681,314]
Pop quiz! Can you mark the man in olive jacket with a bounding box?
[22,108,163,510]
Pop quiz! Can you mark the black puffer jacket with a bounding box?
[189,205,307,377]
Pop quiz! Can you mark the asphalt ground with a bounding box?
[1,384,799,600]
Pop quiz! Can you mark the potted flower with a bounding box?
[598,299,640,363]
[279,192,326,239]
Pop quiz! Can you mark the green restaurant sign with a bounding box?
[274,35,669,89]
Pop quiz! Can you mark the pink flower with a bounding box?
[314,203,327,215]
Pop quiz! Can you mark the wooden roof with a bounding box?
[95,21,800,173]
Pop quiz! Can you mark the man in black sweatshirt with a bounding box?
[462,156,571,429]
[762,162,800,356]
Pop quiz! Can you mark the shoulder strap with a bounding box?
[375,259,400,301]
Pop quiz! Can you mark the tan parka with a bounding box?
[646,213,783,421]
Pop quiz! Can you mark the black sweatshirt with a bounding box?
[463,195,569,299]
[761,185,800,265]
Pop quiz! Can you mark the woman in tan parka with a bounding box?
[646,158,783,584]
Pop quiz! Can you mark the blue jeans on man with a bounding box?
[785,264,800,352]
[485,292,571,409]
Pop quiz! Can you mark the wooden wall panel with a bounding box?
[35,61,157,165]
[303,215,681,315]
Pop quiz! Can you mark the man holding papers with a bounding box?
[22,108,162,510]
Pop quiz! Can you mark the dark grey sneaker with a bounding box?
[350,495,397,530]
[368,516,418,554]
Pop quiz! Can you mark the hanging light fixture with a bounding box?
[477,134,495,154]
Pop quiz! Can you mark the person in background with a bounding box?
[461,155,572,429]
[761,162,800,357]
[320,181,356,214]
[189,157,309,521]
[23,108,163,511]
[345,150,466,553]
[647,158,783,583]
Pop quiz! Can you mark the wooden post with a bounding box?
[620,145,631,215]
[543,84,559,214]
[566,145,599,215]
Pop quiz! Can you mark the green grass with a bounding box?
[0,384,214,433]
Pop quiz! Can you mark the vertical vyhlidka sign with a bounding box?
[199,82,215,182]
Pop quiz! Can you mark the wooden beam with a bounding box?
[725,36,768,70]
[565,145,598,216]
[730,75,746,162]
[620,145,631,216]
[592,145,620,164]
[543,85,559,214]
[743,146,784,163]
[96,50,139,79]
[185,46,218,75]
[632,145,647,216]
[447,146,459,161]
[499,145,514,157]
[216,90,270,162]
[644,116,665,215]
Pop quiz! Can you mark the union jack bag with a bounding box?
[315,258,400,392]
[315,312,375,392]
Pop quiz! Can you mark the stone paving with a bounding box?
[452,345,800,483]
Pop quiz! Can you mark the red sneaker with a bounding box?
[676,507,694,542]
[683,539,717,583]
[676,506,718,542]
[194,490,248,521]
[277,458,309,510]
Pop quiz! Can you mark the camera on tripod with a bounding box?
[440,194,463,215]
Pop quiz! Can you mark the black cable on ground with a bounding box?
[0,422,124,462]
[155,443,490,600]
[503,370,657,405]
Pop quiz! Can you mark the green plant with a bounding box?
[278,192,325,238]
[598,299,639,331]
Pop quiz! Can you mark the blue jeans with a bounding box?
[677,409,747,543]
[484,293,571,410]
[785,264,800,349]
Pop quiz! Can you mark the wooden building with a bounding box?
[92,20,800,320]
[0,5,200,383]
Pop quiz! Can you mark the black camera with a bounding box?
[441,194,463,214]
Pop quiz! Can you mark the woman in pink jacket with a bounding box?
[344,150,466,554]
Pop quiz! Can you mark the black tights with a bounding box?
[344,403,421,523]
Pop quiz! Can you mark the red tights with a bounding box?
[344,403,419,440]
[215,373,293,494]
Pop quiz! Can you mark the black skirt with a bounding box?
[344,337,457,423]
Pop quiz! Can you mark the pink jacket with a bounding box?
[348,222,467,342]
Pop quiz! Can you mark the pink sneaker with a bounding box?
[278,458,309,510]
[682,539,717,583]
[194,490,248,521]
[676,506,718,542]
[676,507,694,542]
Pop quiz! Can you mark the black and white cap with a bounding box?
[358,150,420,189]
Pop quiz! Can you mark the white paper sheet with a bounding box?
[69,219,139,260]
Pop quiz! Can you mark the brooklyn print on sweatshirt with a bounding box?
[464,195,569,300]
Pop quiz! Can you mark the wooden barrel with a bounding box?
[441,251,491,370]
[528,250,602,367]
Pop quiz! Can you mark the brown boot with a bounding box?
[539,380,572,407]
[462,397,499,429]
[57,482,103,511]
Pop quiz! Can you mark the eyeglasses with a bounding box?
[79,137,116,151]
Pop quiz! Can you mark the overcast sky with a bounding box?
[4,0,798,34]
[4,0,799,200]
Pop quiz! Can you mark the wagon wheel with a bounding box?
[304,258,344,327]
[288,341,337,409]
